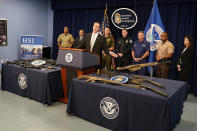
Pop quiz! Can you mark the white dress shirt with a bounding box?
[90,32,98,51]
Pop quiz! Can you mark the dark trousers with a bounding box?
[132,68,147,76]
[178,68,192,83]
[116,57,130,67]
[157,64,170,79]
[132,60,147,76]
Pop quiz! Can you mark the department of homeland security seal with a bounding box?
[18,73,27,89]
[31,60,46,66]
[100,97,119,119]
[65,53,73,63]
[110,75,128,84]
[146,24,164,51]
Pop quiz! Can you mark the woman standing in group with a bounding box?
[177,35,194,84]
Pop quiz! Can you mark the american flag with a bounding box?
[101,3,110,35]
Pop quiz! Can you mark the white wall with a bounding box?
[0,0,53,64]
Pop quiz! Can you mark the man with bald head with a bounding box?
[132,31,150,75]
[156,32,174,78]
[76,22,117,68]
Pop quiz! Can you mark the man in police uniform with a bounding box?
[102,27,115,70]
[115,29,133,67]
[57,26,74,48]
[132,31,150,75]
[156,32,174,78]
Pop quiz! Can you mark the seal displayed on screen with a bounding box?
[100,97,119,119]
[111,8,138,29]
[65,53,73,63]
[18,73,27,89]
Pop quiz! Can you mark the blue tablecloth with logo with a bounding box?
[1,63,63,105]
[66,74,187,131]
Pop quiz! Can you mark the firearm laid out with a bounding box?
[6,59,57,70]
[133,75,166,88]
[116,61,171,72]
[78,75,169,97]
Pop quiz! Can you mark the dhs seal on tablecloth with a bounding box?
[111,8,138,29]
[65,53,73,63]
[100,97,119,119]
[146,24,164,51]
[18,73,27,89]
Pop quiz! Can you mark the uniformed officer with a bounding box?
[156,32,174,78]
[115,29,133,67]
[132,31,150,75]
[102,27,115,70]
[57,26,74,48]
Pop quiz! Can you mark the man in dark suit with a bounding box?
[73,29,85,48]
[76,22,117,64]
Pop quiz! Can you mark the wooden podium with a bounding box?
[56,48,100,103]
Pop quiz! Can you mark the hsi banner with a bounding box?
[144,0,165,74]
[21,35,43,60]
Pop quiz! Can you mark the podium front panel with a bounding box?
[56,49,99,70]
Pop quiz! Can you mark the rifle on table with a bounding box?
[116,61,171,72]
[6,59,57,70]
[78,75,169,98]
[99,69,166,89]
[129,78,143,85]
[133,75,166,88]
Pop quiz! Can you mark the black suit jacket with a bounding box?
[76,33,109,56]
[73,37,84,48]
[177,46,194,70]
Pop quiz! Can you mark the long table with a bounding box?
[1,63,63,105]
[67,74,187,131]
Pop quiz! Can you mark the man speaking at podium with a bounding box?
[76,22,117,66]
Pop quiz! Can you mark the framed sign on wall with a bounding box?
[0,19,7,46]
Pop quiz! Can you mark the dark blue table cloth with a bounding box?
[67,74,187,131]
[1,63,63,105]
